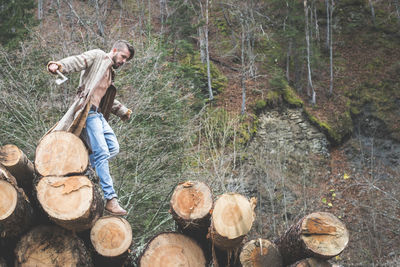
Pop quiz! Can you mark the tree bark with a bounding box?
[35,131,89,177]
[139,232,206,267]
[240,238,282,267]
[289,257,333,267]
[210,193,256,250]
[329,0,334,96]
[0,165,34,239]
[275,212,349,266]
[304,0,315,104]
[35,175,103,232]
[90,216,132,266]
[0,144,35,194]
[14,225,93,267]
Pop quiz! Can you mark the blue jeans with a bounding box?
[85,111,119,200]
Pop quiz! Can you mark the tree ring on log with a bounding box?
[35,131,88,176]
[300,212,349,257]
[139,232,206,267]
[0,180,17,220]
[36,176,93,221]
[170,181,213,221]
[0,144,21,167]
[90,216,132,257]
[212,193,255,239]
[240,238,282,267]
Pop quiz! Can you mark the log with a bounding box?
[240,238,282,267]
[289,258,333,267]
[170,181,213,263]
[170,181,213,230]
[0,144,35,192]
[14,225,93,267]
[0,167,34,238]
[139,232,206,267]
[35,175,103,231]
[0,257,6,267]
[210,193,256,250]
[90,216,132,266]
[35,131,89,177]
[275,212,349,266]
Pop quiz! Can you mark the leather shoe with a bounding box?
[105,198,127,215]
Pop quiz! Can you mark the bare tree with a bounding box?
[329,0,334,96]
[368,0,376,26]
[304,0,315,104]
[160,0,167,35]
[38,0,43,20]
[197,0,213,100]
[394,0,400,25]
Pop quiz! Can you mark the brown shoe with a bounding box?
[105,198,127,215]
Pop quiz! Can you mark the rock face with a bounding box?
[253,109,329,158]
[240,108,331,236]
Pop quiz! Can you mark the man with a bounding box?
[47,40,134,215]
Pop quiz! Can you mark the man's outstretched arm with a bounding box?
[47,49,100,74]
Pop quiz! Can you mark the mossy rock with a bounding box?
[180,54,227,97]
[282,85,303,108]
[304,109,353,146]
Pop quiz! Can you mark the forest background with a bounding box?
[0,0,399,265]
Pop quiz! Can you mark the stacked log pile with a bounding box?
[137,180,349,267]
[1,137,349,266]
[0,132,133,267]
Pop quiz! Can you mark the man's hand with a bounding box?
[48,63,59,74]
[121,109,132,122]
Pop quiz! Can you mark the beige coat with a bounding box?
[47,49,130,136]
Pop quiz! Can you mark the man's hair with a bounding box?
[112,40,135,61]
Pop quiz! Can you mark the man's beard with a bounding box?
[112,55,122,69]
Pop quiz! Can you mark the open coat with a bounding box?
[47,49,130,137]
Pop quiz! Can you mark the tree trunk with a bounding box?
[304,0,315,104]
[240,238,282,267]
[35,131,89,177]
[329,0,334,96]
[90,216,132,266]
[35,175,103,232]
[0,166,34,238]
[275,212,349,266]
[205,0,213,101]
[210,193,256,250]
[15,225,93,267]
[368,0,376,26]
[0,144,35,194]
[139,232,206,267]
[289,257,333,267]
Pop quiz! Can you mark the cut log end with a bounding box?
[0,144,22,167]
[139,232,206,267]
[0,180,17,220]
[35,131,88,176]
[212,193,255,240]
[300,212,349,257]
[240,239,282,267]
[290,258,333,267]
[37,176,93,221]
[170,181,213,221]
[15,225,93,267]
[36,175,102,231]
[91,216,132,257]
[0,144,35,191]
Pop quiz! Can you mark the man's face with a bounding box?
[112,46,130,69]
